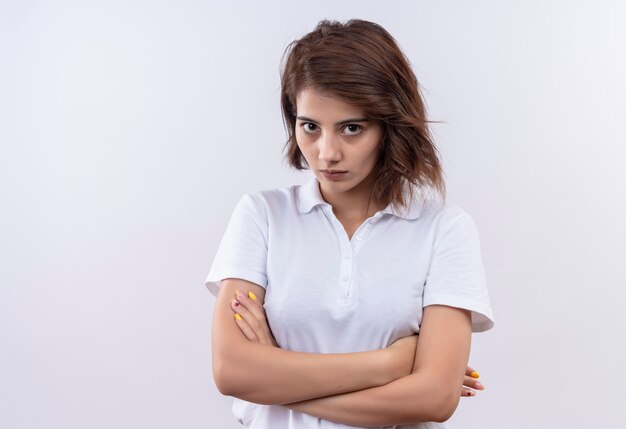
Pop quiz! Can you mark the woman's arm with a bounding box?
[284,304,472,426]
[211,278,417,405]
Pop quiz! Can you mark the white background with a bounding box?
[1,1,625,428]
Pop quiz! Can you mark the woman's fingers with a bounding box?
[460,373,482,397]
[461,387,477,397]
[231,299,259,341]
[462,365,485,393]
[461,365,485,396]
[236,290,269,325]
[231,290,277,346]
[466,365,480,379]
[464,374,484,390]
[233,310,259,342]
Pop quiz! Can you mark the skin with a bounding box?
[212,88,486,425]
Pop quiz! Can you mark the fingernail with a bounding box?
[475,382,483,389]
[234,313,242,321]
[248,291,257,301]
[231,299,240,307]
[467,390,476,396]
[235,290,244,300]
[470,371,480,378]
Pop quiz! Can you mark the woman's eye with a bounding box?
[343,124,363,136]
[302,123,318,133]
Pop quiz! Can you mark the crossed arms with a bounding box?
[212,278,473,426]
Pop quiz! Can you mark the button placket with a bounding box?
[322,206,355,302]
[339,246,353,301]
[341,218,379,300]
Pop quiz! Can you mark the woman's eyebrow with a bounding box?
[296,116,369,126]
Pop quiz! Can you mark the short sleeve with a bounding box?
[204,193,269,297]
[423,213,495,332]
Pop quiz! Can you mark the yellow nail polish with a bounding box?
[234,313,242,321]
[248,291,257,301]
[471,371,480,378]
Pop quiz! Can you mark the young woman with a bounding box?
[206,19,495,428]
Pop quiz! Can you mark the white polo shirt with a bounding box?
[205,176,495,429]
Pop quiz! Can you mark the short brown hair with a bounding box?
[280,19,446,211]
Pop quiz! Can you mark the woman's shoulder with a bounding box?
[418,194,474,230]
[242,182,301,205]
[236,182,306,217]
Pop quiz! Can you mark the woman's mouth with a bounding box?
[321,170,348,180]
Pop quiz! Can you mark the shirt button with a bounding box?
[343,254,350,260]
[342,276,349,282]
[355,235,363,241]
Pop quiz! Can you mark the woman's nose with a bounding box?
[318,132,341,162]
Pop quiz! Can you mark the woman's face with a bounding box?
[295,88,383,203]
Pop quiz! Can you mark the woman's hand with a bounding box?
[461,365,485,397]
[230,289,278,347]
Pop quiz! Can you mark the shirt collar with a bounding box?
[297,176,423,220]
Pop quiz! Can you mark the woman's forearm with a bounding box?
[285,371,454,426]
[213,340,404,405]
[212,279,415,405]
[285,305,473,426]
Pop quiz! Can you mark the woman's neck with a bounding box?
[318,175,383,221]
